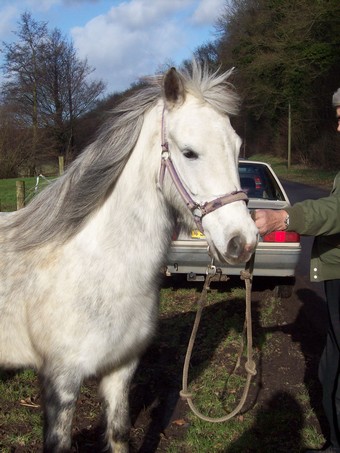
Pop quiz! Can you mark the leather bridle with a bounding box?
[158,108,248,233]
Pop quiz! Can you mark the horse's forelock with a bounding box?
[182,62,240,116]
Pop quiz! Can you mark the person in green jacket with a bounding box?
[253,87,340,453]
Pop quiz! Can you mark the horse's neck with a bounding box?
[76,107,173,257]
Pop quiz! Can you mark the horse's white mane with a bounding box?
[0,60,240,251]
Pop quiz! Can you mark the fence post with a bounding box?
[59,156,64,175]
[16,180,25,210]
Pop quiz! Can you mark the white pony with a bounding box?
[0,61,258,452]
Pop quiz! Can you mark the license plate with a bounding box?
[191,229,205,239]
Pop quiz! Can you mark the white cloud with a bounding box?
[0,0,221,93]
[191,0,226,25]
[71,0,196,93]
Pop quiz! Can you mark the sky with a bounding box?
[0,0,226,95]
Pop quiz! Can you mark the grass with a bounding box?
[157,284,325,453]
[249,153,337,189]
[159,284,257,453]
[166,287,244,452]
[0,369,42,452]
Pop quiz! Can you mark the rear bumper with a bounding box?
[165,239,301,277]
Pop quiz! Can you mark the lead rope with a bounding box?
[179,253,257,422]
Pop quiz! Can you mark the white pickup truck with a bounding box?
[164,160,301,297]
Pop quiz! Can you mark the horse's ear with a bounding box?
[163,67,185,109]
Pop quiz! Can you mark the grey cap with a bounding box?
[332,88,340,107]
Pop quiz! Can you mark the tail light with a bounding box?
[263,231,300,243]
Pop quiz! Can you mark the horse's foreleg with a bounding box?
[99,360,138,453]
[39,368,81,453]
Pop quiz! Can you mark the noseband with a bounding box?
[158,108,248,233]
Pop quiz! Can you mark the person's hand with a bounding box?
[252,209,288,236]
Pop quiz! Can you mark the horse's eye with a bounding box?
[183,149,198,160]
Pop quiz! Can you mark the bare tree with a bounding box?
[1,12,105,175]
[1,12,48,174]
[38,28,105,160]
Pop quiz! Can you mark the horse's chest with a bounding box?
[83,293,158,370]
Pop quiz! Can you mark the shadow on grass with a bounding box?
[227,391,304,452]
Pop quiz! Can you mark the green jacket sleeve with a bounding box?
[285,172,340,236]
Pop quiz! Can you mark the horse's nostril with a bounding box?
[227,235,243,258]
[226,237,255,261]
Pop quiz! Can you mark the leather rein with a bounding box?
[158,107,257,422]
